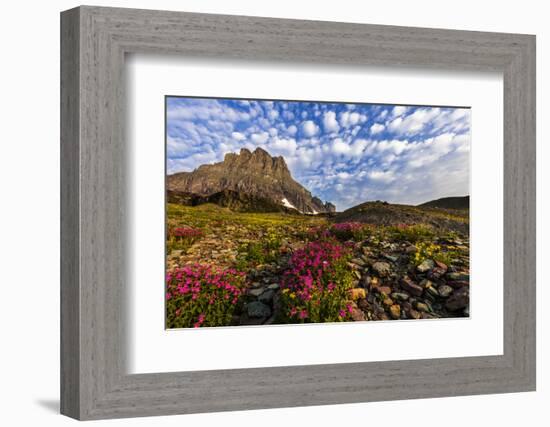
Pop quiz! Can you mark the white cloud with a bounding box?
[268,109,279,120]
[287,125,297,136]
[231,132,246,141]
[269,137,297,157]
[388,107,441,135]
[370,123,385,134]
[323,111,340,133]
[368,170,396,183]
[301,120,319,137]
[339,111,362,128]
[391,105,408,118]
[168,100,250,122]
[167,150,220,174]
[251,132,269,144]
[378,110,389,120]
[373,139,410,155]
[283,110,295,120]
[331,138,351,155]
[337,171,351,179]
[349,139,368,156]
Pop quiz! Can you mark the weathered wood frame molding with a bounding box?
[61,6,536,420]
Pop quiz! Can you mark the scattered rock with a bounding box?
[434,260,448,271]
[447,272,470,281]
[447,280,470,289]
[357,298,369,311]
[405,245,417,254]
[258,289,275,304]
[350,288,367,300]
[351,258,366,267]
[360,275,372,288]
[384,254,399,263]
[407,308,421,319]
[437,285,454,298]
[350,308,366,321]
[382,297,394,307]
[376,286,392,296]
[372,261,392,277]
[417,259,435,273]
[446,287,470,311]
[248,287,265,297]
[428,266,447,280]
[263,314,277,325]
[354,270,362,280]
[391,292,410,301]
[247,301,272,318]
[400,277,423,297]
[419,279,434,289]
[415,302,430,313]
[267,283,280,290]
[425,285,439,298]
[389,304,401,319]
[239,312,265,326]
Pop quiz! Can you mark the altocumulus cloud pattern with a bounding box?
[166,97,470,210]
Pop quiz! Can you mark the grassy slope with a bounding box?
[167,202,325,230]
[335,201,469,236]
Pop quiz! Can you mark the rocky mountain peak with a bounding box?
[167,148,334,214]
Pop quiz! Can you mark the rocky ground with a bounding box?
[342,235,470,322]
[166,203,470,327]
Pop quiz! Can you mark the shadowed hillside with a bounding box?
[419,196,469,210]
[334,201,469,235]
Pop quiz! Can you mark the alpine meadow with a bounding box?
[165,97,470,329]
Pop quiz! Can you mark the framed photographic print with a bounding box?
[164,95,472,329]
[61,6,536,420]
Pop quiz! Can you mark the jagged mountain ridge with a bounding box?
[167,147,335,214]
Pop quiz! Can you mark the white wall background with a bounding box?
[0,0,546,425]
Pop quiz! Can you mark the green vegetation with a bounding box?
[278,240,356,323]
[166,264,245,328]
[165,202,470,327]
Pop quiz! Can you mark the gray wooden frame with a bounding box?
[60,5,536,421]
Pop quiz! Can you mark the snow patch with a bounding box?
[281,198,298,210]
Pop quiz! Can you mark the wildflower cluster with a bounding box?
[167,226,204,252]
[411,241,455,266]
[166,264,245,328]
[279,240,355,323]
[172,227,204,238]
[330,222,369,241]
[305,225,332,241]
[386,224,434,242]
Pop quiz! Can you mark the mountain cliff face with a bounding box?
[167,189,298,213]
[167,147,335,214]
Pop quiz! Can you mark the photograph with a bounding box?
[165,96,471,329]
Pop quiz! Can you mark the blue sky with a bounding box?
[166,97,470,211]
